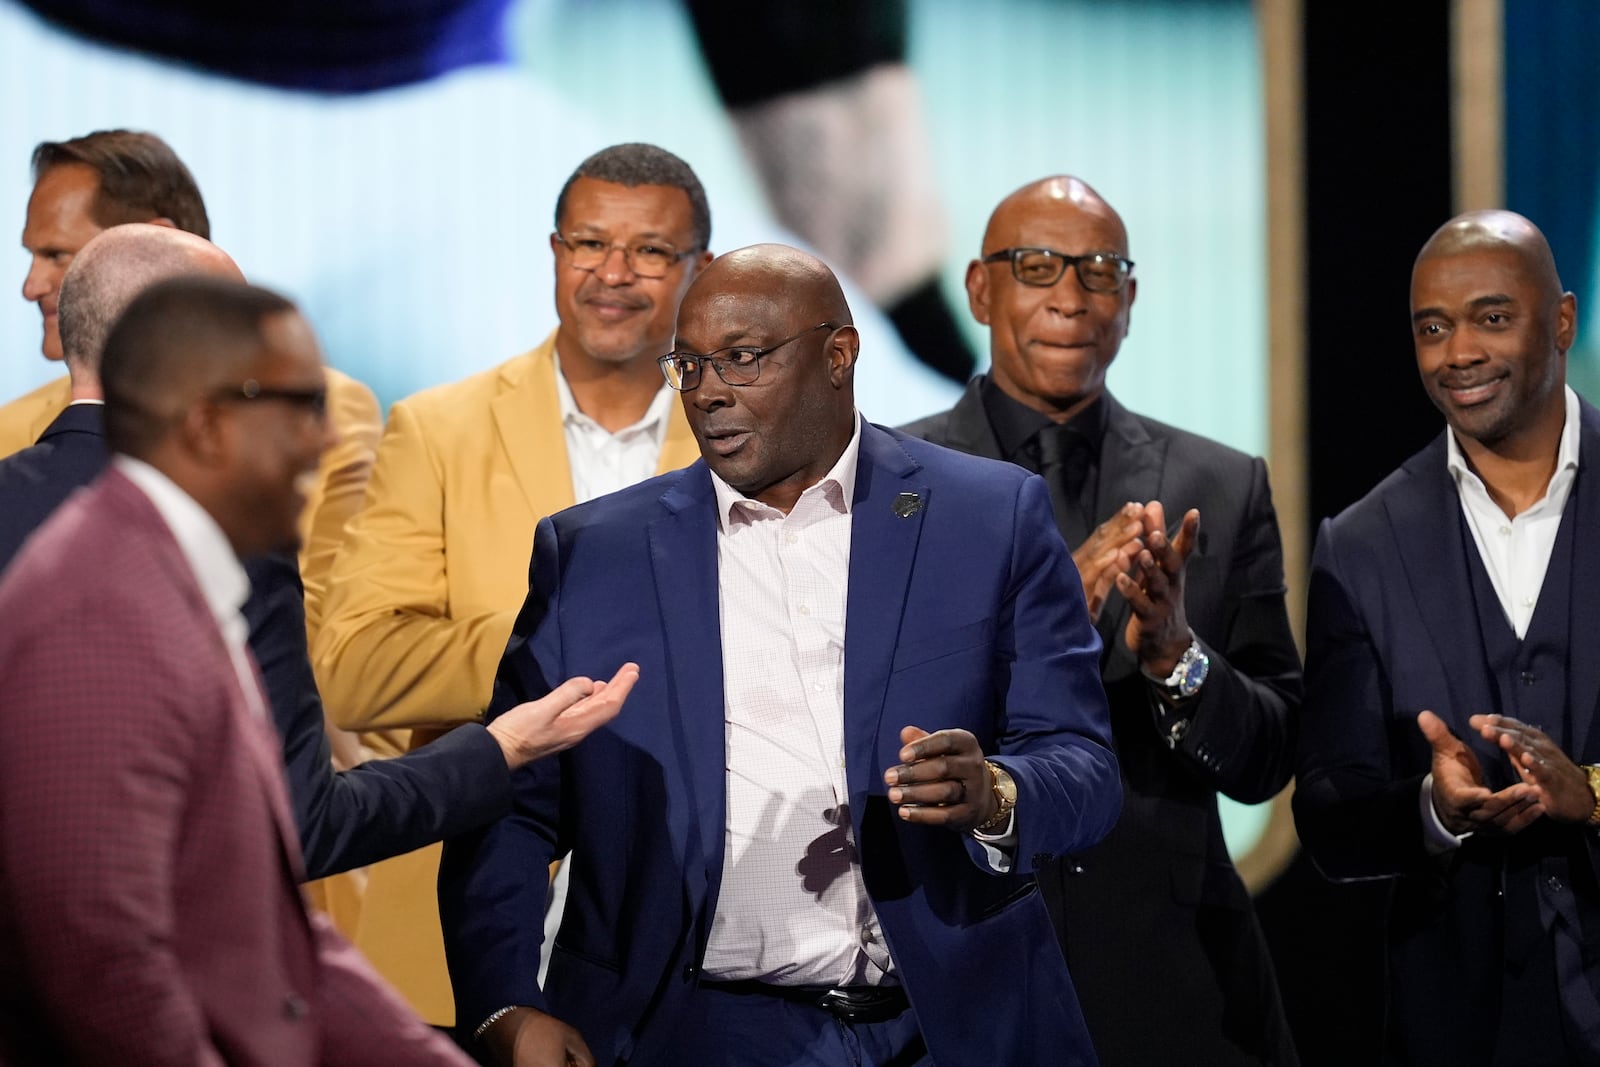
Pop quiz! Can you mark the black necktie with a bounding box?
[1036,424,1092,547]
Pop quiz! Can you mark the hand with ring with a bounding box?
[883,726,996,833]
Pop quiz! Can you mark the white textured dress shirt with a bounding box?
[553,359,675,502]
[116,456,263,720]
[699,418,898,986]
[1422,385,1581,850]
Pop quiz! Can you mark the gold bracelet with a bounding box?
[974,760,1016,833]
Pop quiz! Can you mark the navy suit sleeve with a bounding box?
[1173,455,1302,803]
[439,518,566,1031]
[973,474,1122,871]
[1292,520,1428,881]
[243,553,511,880]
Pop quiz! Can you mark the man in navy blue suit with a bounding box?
[1296,210,1600,1064]
[440,244,1121,1066]
[0,222,635,881]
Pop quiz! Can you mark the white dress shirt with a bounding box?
[1422,385,1581,850]
[116,456,263,720]
[552,358,675,502]
[700,417,898,986]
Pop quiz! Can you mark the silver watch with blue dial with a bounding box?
[1154,639,1209,699]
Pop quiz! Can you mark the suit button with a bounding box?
[283,993,308,1020]
[682,964,698,982]
[1547,875,1565,893]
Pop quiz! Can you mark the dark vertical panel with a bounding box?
[1258,4,1455,1065]
[1301,0,1453,529]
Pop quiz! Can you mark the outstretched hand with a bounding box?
[1417,710,1541,836]
[884,725,996,833]
[487,663,640,769]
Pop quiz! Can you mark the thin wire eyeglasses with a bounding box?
[553,232,700,278]
[657,322,838,392]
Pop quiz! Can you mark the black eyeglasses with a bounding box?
[211,379,328,415]
[658,323,837,392]
[982,247,1134,292]
[553,232,700,278]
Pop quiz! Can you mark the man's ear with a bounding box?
[828,325,861,388]
[965,259,991,326]
[1557,290,1577,353]
[147,217,177,230]
[178,398,228,466]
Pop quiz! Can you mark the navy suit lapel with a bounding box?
[38,403,105,443]
[1095,395,1166,677]
[1382,435,1498,736]
[843,423,927,820]
[1569,404,1600,761]
[647,464,727,919]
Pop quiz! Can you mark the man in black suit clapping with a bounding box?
[902,175,1302,1066]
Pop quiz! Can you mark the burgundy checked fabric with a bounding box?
[0,468,468,1066]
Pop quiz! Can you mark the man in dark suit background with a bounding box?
[902,175,1301,1065]
[0,275,477,1064]
[0,222,634,882]
[1295,210,1600,1064]
[0,222,240,565]
[441,243,1121,1067]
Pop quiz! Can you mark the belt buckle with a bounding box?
[817,987,904,1024]
[817,988,871,1023]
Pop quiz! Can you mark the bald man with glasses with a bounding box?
[902,176,1303,1066]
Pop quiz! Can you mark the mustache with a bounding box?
[1436,369,1505,389]
[695,419,751,438]
[577,281,649,310]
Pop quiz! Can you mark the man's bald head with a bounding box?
[682,243,854,336]
[56,223,242,387]
[674,244,860,512]
[982,176,1129,256]
[1413,210,1564,305]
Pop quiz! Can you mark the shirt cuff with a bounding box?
[972,811,1016,873]
[1420,773,1471,854]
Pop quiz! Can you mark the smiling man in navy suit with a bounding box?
[441,243,1120,1067]
[1296,210,1600,1064]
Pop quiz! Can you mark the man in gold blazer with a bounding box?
[312,143,713,1024]
[5,129,379,640]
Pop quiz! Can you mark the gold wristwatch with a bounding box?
[975,760,1017,833]
[1583,765,1600,828]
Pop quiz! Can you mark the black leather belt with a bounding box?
[699,979,909,1024]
